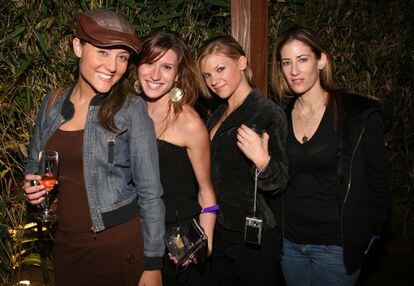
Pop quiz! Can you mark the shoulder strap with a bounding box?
[45,87,65,115]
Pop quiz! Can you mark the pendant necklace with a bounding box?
[297,93,326,143]
[300,116,309,143]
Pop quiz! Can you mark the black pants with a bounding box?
[204,225,281,286]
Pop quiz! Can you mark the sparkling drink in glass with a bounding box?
[38,150,58,223]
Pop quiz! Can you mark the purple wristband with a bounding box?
[372,235,381,241]
[201,205,219,214]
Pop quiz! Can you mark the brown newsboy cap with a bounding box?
[75,9,141,55]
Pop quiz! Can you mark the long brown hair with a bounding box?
[137,30,200,121]
[271,27,338,107]
[196,35,254,97]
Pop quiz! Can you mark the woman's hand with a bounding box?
[168,252,180,264]
[24,174,46,205]
[237,124,270,170]
[138,270,162,286]
[168,252,196,266]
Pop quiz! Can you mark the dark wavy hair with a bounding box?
[137,30,200,120]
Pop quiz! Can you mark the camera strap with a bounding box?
[253,167,265,217]
[244,167,266,245]
[253,169,258,217]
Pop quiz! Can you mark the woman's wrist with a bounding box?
[200,204,219,214]
[255,155,270,171]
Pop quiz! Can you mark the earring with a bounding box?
[134,80,142,94]
[169,87,184,102]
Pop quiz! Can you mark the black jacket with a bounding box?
[337,93,390,273]
[207,88,289,232]
[284,93,390,273]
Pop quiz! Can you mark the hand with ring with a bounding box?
[23,174,46,205]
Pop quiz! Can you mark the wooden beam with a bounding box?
[231,0,269,96]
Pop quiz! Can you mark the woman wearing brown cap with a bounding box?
[135,31,217,285]
[23,9,165,286]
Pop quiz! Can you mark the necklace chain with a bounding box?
[221,95,248,123]
[297,93,326,143]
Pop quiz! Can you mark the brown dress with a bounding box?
[46,129,144,286]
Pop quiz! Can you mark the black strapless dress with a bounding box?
[158,139,206,286]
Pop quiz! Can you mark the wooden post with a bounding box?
[231,0,269,96]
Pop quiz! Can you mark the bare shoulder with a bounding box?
[176,105,209,143]
[177,106,206,132]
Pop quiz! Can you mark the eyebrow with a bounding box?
[203,63,224,73]
[146,61,177,67]
[281,54,309,61]
[209,63,223,68]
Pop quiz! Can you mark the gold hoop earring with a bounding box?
[134,80,142,94]
[169,87,184,102]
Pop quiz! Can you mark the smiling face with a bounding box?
[138,49,178,100]
[73,38,130,95]
[200,52,247,100]
[280,39,326,96]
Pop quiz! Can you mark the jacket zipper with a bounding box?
[107,138,116,174]
[340,126,366,247]
[84,105,100,235]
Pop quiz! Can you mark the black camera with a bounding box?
[244,216,263,245]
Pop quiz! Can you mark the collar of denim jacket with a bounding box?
[60,81,109,120]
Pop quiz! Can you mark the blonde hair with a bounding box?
[197,35,254,97]
[271,26,337,101]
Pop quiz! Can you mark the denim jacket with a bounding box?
[25,84,165,269]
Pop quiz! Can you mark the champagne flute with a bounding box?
[38,150,58,223]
